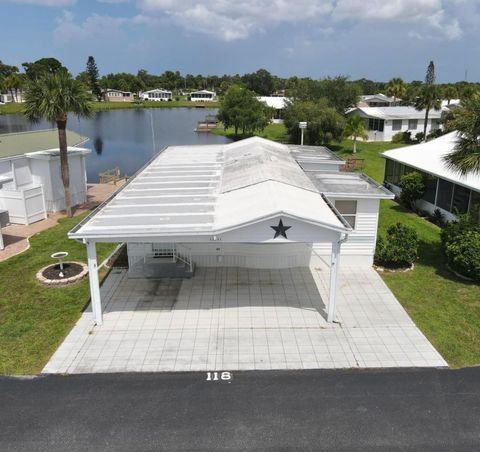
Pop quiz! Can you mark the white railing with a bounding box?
[150,243,175,261]
[174,243,193,273]
[143,243,194,273]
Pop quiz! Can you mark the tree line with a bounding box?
[1,56,479,104]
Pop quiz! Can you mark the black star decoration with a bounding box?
[270,219,291,239]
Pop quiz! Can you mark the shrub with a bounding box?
[427,128,444,140]
[375,223,419,268]
[399,172,425,210]
[430,208,445,226]
[392,131,412,144]
[415,132,425,142]
[441,215,480,280]
[392,132,404,143]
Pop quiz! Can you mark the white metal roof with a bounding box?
[257,96,290,110]
[25,147,91,160]
[69,137,350,241]
[143,89,172,94]
[352,106,443,120]
[307,171,394,199]
[383,132,480,192]
[360,93,396,102]
[191,90,216,95]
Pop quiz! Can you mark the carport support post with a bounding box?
[327,240,341,323]
[86,240,103,326]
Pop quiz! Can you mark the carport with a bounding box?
[69,138,351,326]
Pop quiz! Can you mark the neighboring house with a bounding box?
[348,106,443,141]
[257,96,290,123]
[189,90,217,102]
[358,94,400,108]
[102,89,134,102]
[69,137,393,324]
[141,89,172,102]
[0,129,90,224]
[441,99,461,110]
[0,90,24,103]
[383,131,480,223]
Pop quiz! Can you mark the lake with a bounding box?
[0,108,231,182]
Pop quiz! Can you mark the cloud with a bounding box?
[54,10,129,41]
[138,0,335,41]
[134,0,467,42]
[3,0,75,5]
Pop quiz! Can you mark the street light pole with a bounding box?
[299,121,307,145]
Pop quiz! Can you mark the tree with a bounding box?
[217,85,272,137]
[386,77,407,103]
[425,61,435,85]
[443,85,458,104]
[3,73,23,102]
[283,99,345,145]
[86,56,102,101]
[344,115,368,153]
[414,62,441,141]
[22,57,65,80]
[443,93,480,175]
[24,71,92,217]
[0,60,19,77]
[242,69,274,96]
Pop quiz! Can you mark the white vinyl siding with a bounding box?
[313,198,380,264]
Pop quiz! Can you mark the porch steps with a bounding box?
[128,256,195,279]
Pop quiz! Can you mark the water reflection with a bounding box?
[0,108,230,181]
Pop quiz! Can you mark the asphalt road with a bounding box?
[1,367,480,451]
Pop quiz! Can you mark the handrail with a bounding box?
[175,243,193,272]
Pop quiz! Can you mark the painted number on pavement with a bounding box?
[206,371,232,381]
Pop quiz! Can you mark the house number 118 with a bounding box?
[206,371,231,381]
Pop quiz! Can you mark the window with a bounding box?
[335,200,357,229]
[384,159,395,184]
[392,120,403,131]
[469,191,480,223]
[422,173,438,204]
[408,119,418,130]
[431,119,440,130]
[368,118,384,132]
[452,185,471,214]
[436,179,454,211]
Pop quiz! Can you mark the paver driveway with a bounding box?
[43,256,446,373]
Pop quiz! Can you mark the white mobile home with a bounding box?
[0,129,90,224]
[257,96,290,123]
[358,94,400,107]
[141,89,172,102]
[69,137,393,325]
[102,89,134,102]
[189,90,216,102]
[349,106,443,142]
[383,132,480,223]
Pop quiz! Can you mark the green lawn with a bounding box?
[0,100,220,115]
[211,123,289,142]
[0,213,117,375]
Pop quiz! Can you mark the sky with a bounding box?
[1,0,480,83]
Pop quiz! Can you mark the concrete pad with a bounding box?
[43,257,447,374]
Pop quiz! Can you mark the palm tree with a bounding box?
[3,73,22,102]
[24,71,92,217]
[443,86,458,105]
[414,84,441,141]
[344,115,368,153]
[444,93,480,175]
[386,77,406,104]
